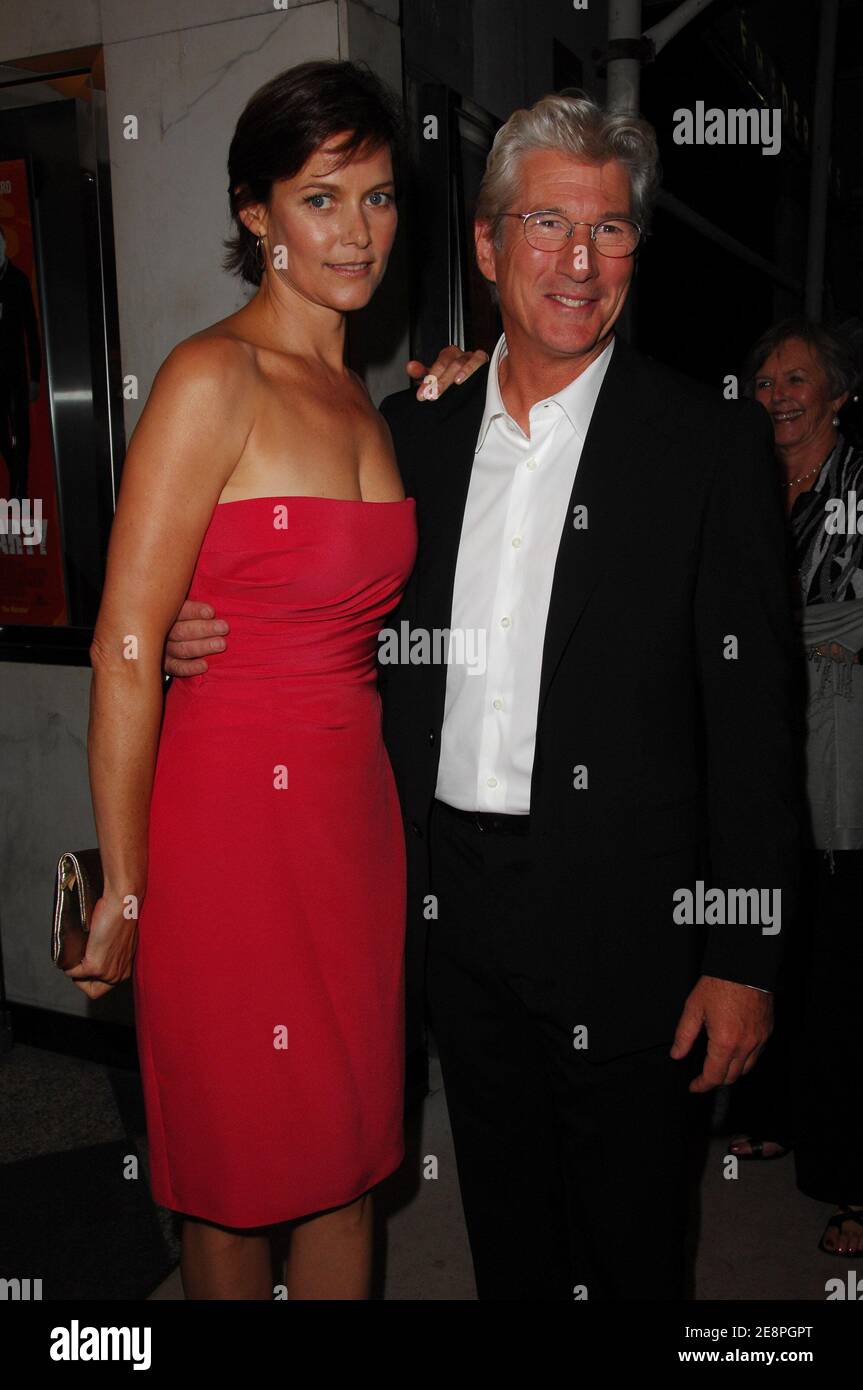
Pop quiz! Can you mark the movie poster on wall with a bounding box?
[0,156,67,625]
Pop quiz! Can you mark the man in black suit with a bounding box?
[166,92,800,1300]
[377,92,799,1300]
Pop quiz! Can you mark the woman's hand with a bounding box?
[405,345,489,401]
[815,641,860,664]
[64,888,139,999]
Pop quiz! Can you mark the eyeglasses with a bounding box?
[496,210,644,256]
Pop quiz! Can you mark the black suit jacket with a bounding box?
[378,333,804,1062]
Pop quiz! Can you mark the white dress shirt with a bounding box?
[435,331,615,813]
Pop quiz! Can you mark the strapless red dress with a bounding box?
[133,495,417,1228]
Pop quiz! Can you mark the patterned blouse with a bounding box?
[790,433,863,610]
[789,433,863,854]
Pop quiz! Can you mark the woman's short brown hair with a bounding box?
[742,316,860,401]
[223,59,405,287]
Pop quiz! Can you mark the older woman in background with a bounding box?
[728,317,863,1257]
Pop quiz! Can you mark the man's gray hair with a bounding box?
[476,89,661,262]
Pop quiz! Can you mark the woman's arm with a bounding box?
[70,337,253,997]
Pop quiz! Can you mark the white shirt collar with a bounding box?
[475,331,615,453]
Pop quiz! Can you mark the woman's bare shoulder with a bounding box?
[130,328,257,467]
[164,322,257,379]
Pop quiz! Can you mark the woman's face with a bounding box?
[753,337,846,451]
[241,132,397,311]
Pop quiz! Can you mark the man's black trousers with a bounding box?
[426,797,691,1301]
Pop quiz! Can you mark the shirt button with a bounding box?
[500,615,512,628]
[511,536,522,548]
[492,697,503,710]
[486,776,498,788]
[526,458,537,470]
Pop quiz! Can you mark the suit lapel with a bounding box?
[536,334,669,717]
[415,365,489,722]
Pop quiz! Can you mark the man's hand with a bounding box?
[670,975,773,1093]
[405,345,489,401]
[164,599,229,677]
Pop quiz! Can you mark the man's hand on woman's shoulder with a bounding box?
[405,345,489,401]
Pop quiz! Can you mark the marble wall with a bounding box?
[0,0,405,1020]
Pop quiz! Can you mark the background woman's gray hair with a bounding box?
[475,89,661,254]
[742,316,861,402]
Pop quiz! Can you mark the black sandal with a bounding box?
[727,1134,792,1161]
[818,1205,863,1258]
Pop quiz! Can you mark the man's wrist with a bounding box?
[704,974,772,995]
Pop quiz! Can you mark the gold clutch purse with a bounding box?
[51,849,103,970]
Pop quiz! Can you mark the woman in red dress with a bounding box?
[71,61,482,1300]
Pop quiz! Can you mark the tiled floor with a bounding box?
[0,1042,852,1301]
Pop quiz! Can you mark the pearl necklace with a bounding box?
[784,443,836,489]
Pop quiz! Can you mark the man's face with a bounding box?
[476,151,635,362]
